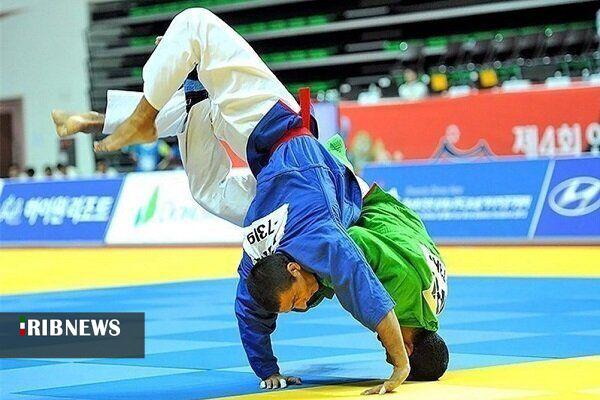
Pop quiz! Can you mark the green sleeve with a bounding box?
[325,134,355,173]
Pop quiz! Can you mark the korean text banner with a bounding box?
[0,178,123,245]
[362,159,550,242]
[340,85,600,161]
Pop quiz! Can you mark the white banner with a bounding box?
[106,170,243,245]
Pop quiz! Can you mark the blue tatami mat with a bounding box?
[1,277,598,400]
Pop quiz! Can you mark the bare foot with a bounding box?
[51,110,104,137]
[94,116,157,153]
[93,97,158,153]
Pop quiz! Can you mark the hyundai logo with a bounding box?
[548,176,600,217]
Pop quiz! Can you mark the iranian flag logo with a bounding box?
[19,316,26,336]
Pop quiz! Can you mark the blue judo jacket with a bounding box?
[235,109,395,379]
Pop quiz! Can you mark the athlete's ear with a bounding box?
[286,262,302,278]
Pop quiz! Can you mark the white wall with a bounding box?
[0,0,94,174]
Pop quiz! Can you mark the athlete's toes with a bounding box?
[51,110,69,137]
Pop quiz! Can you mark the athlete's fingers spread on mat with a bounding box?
[260,376,282,390]
[361,383,386,395]
[286,376,302,385]
[361,366,408,395]
[361,381,398,396]
[260,373,302,390]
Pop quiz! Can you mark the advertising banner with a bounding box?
[105,170,243,245]
[0,178,123,245]
[340,85,600,162]
[363,156,600,242]
[362,159,550,242]
[534,157,600,239]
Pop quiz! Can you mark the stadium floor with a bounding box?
[1,247,599,400]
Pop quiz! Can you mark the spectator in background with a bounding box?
[357,83,382,105]
[167,143,183,169]
[349,131,392,174]
[56,163,68,176]
[7,163,21,178]
[130,142,160,172]
[96,160,107,175]
[43,166,54,178]
[372,139,392,162]
[95,160,118,178]
[55,163,77,179]
[157,141,182,170]
[128,139,173,172]
[25,168,35,178]
[55,163,70,179]
[398,69,428,101]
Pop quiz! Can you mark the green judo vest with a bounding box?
[326,135,448,332]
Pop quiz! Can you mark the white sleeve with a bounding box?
[103,89,187,138]
[181,101,256,227]
[142,8,299,135]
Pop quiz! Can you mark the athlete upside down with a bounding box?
[52,8,448,395]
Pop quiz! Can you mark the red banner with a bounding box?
[339,85,600,162]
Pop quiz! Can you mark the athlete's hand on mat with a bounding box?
[259,373,302,390]
[361,365,410,395]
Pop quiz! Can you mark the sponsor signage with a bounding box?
[106,170,243,244]
[534,158,600,238]
[363,156,599,242]
[340,85,600,161]
[0,312,144,358]
[362,159,549,241]
[0,178,123,245]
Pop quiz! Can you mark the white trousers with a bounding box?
[142,7,299,159]
[103,88,256,227]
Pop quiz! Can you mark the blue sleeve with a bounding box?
[235,254,280,380]
[290,221,395,331]
[280,168,395,331]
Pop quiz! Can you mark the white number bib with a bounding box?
[420,244,448,315]
[243,204,289,264]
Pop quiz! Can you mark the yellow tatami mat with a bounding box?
[1,246,598,295]
[225,356,600,400]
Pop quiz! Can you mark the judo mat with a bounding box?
[1,246,599,400]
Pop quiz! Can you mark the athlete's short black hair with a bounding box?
[407,330,449,381]
[246,253,294,313]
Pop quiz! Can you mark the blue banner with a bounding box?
[362,159,550,241]
[534,158,600,239]
[0,178,123,245]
